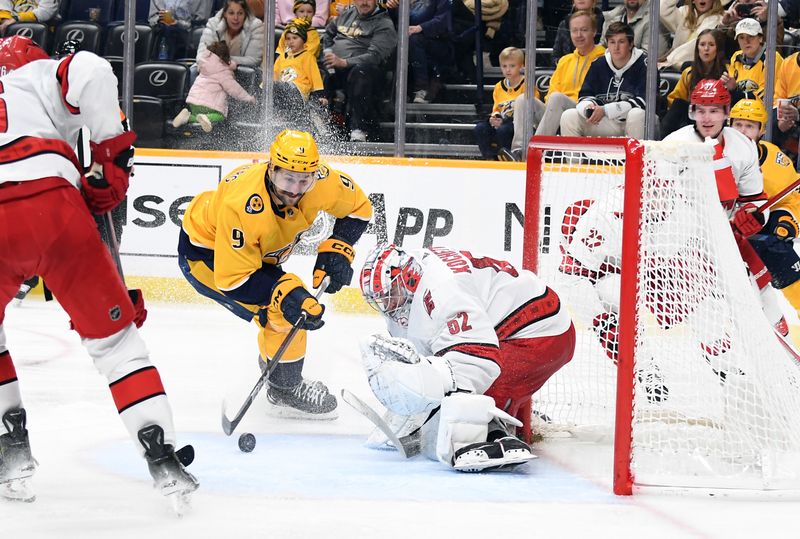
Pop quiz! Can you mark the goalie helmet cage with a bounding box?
[522,136,800,496]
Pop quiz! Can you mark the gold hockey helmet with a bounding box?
[269,129,319,173]
[730,98,768,133]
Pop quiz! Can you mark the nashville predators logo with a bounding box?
[737,78,760,94]
[246,194,264,214]
[280,67,298,83]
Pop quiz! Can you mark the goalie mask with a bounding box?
[360,243,422,327]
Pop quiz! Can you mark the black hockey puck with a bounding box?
[238,432,256,453]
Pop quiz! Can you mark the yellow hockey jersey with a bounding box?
[273,48,324,99]
[728,50,784,105]
[182,161,372,296]
[758,139,800,219]
[492,77,525,119]
[776,51,800,105]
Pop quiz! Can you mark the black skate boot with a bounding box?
[452,435,536,473]
[636,363,669,404]
[138,425,198,515]
[266,379,338,420]
[0,408,37,502]
[14,276,39,303]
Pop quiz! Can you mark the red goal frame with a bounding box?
[522,136,646,495]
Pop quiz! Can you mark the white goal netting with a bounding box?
[528,140,800,491]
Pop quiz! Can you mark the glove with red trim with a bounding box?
[80,131,136,213]
[731,203,764,238]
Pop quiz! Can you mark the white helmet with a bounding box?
[360,243,422,326]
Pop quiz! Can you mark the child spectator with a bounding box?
[661,28,728,136]
[278,0,329,27]
[273,20,328,130]
[660,0,725,71]
[276,0,322,56]
[723,18,783,105]
[173,40,257,132]
[474,47,525,160]
[199,0,265,67]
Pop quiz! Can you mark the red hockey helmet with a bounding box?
[0,36,49,76]
[360,243,422,327]
[690,79,731,107]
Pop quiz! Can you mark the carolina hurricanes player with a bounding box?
[359,243,575,472]
[663,79,787,332]
[0,37,197,505]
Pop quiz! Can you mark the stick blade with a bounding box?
[221,400,235,436]
[341,389,412,459]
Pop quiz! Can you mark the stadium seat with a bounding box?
[105,56,124,96]
[659,70,682,100]
[134,61,189,100]
[227,65,262,123]
[130,95,166,142]
[534,68,556,99]
[66,0,115,25]
[185,26,205,60]
[2,23,50,51]
[104,24,153,62]
[53,21,103,55]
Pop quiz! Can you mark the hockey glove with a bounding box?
[766,209,799,240]
[270,273,325,330]
[128,288,147,328]
[80,131,136,214]
[313,238,355,294]
[731,203,764,238]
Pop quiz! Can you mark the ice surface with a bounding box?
[2,299,798,538]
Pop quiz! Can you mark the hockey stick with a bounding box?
[773,327,800,367]
[100,211,124,278]
[757,176,800,215]
[340,389,420,458]
[221,276,330,436]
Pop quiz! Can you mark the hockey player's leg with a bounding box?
[258,324,337,419]
[0,327,36,502]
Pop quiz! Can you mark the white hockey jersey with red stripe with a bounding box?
[664,126,766,210]
[0,51,123,186]
[387,247,572,395]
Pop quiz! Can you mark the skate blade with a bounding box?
[453,451,537,473]
[1,478,36,502]
[265,402,338,421]
[168,489,194,517]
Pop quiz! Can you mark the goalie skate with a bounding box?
[1,478,35,502]
[138,425,198,516]
[266,379,338,420]
[452,436,536,473]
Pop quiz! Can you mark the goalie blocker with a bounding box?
[358,244,575,471]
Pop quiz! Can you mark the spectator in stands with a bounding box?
[560,22,648,139]
[508,10,605,159]
[277,1,322,55]
[278,0,329,27]
[474,47,525,160]
[601,0,667,55]
[385,0,453,104]
[199,0,265,67]
[461,0,508,42]
[273,20,328,130]
[322,0,397,142]
[173,40,257,132]
[660,0,725,71]
[552,0,603,67]
[328,0,352,20]
[661,28,728,136]
[772,45,800,158]
[722,18,783,104]
[149,0,207,59]
[718,0,784,55]
[0,0,57,29]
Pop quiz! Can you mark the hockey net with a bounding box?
[524,137,800,494]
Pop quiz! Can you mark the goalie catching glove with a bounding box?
[360,334,456,416]
[270,273,325,330]
[80,131,136,214]
[313,238,355,294]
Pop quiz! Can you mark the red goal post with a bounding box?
[522,136,800,496]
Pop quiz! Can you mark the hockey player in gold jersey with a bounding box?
[179,129,373,418]
[730,98,800,322]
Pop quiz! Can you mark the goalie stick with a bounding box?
[221,277,330,436]
[340,389,420,458]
